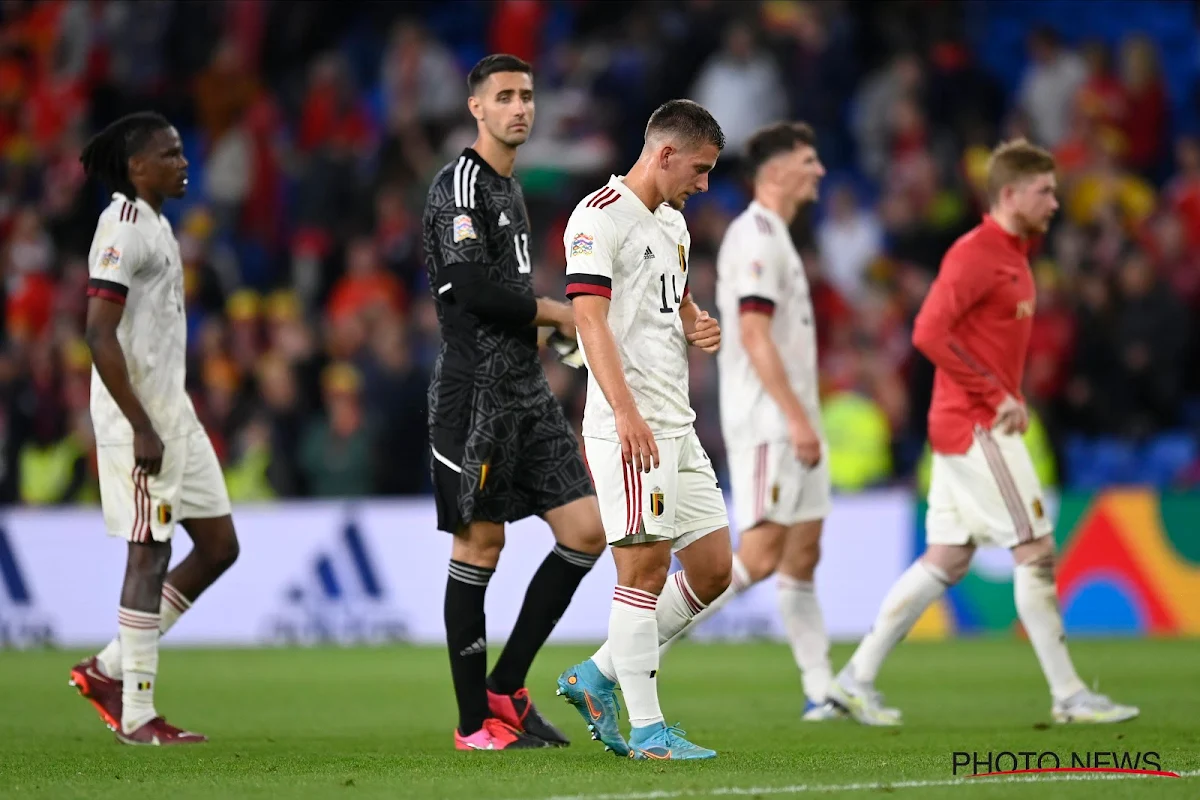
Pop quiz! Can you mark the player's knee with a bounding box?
[688,565,731,605]
[211,531,239,573]
[454,523,505,568]
[784,538,820,581]
[920,552,970,585]
[615,554,670,594]
[189,519,239,573]
[128,540,171,576]
[556,522,607,556]
[738,547,778,584]
[1017,549,1055,574]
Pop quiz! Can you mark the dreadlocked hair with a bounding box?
[80,112,172,200]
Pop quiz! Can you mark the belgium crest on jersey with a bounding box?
[649,487,665,518]
[677,243,687,273]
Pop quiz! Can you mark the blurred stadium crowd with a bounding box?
[1,0,1198,505]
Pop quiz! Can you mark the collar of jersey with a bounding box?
[749,199,786,228]
[111,193,166,229]
[606,175,662,218]
[461,148,503,179]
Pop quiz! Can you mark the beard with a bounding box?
[486,120,530,148]
[501,130,530,147]
[1017,209,1052,236]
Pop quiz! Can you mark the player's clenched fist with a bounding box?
[615,407,660,474]
[686,310,721,353]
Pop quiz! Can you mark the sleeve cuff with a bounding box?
[87,278,129,306]
[738,295,775,316]
[566,274,612,300]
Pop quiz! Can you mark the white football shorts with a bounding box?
[926,425,1053,549]
[585,430,728,552]
[97,428,232,543]
[727,439,831,532]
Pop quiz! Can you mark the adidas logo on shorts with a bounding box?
[643,247,655,260]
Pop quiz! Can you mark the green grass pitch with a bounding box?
[0,639,1197,799]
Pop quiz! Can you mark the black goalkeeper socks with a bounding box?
[489,544,599,695]
[445,560,494,736]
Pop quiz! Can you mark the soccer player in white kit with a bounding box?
[555,100,730,760]
[677,122,842,721]
[68,112,239,745]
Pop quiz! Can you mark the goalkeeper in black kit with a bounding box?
[421,53,606,751]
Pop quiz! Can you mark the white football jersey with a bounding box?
[87,193,201,446]
[716,200,821,445]
[564,176,695,440]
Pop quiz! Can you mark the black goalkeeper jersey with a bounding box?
[423,148,546,431]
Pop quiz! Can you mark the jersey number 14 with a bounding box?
[659,273,682,313]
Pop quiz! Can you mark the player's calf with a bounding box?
[168,516,239,598]
[118,540,172,736]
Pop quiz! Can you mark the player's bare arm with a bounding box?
[680,294,720,353]
[572,294,660,473]
[84,296,163,475]
[533,297,576,338]
[740,309,821,466]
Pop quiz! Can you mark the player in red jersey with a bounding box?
[828,140,1138,726]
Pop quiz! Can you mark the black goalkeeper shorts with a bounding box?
[431,396,594,534]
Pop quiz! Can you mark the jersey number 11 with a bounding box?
[514,233,532,274]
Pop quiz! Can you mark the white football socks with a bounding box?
[849,560,948,684]
[592,571,709,683]
[118,607,160,732]
[1014,562,1087,702]
[97,582,191,680]
[607,586,663,728]
[777,573,832,702]
[666,554,750,641]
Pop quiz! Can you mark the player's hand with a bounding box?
[133,425,164,476]
[788,414,822,467]
[686,311,721,353]
[554,312,578,342]
[615,406,659,474]
[992,395,1028,436]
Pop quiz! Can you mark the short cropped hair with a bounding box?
[644,99,725,152]
[986,138,1056,203]
[745,121,816,175]
[468,54,533,96]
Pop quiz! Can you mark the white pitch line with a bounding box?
[537,768,1200,800]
